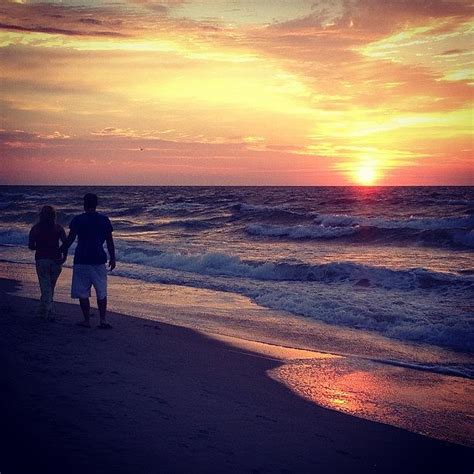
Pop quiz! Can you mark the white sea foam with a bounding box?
[245,214,474,247]
[109,257,474,353]
[107,245,474,352]
[314,213,474,231]
[1,226,471,291]
[116,246,473,290]
[246,223,356,239]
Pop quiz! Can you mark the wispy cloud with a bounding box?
[0,0,472,184]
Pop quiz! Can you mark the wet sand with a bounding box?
[0,274,472,473]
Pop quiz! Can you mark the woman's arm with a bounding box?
[58,226,68,263]
[60,229,77,253]
[59,226,67,243]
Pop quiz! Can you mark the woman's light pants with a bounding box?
[35,259,62,318]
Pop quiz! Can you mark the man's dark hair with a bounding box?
[84,193,98,210]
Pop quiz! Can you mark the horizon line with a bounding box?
[1,184,473,188]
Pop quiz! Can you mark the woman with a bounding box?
[28,206,67,320]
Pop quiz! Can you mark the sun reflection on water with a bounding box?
[269,358,474,447]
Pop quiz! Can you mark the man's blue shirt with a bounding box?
[70,212,113,265]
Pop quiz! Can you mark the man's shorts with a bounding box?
[71,264,107,300]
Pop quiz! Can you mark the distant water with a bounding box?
[1,186,473,355]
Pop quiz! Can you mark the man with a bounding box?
[62,193,116,329]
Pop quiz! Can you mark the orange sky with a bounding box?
[0,0,473,185]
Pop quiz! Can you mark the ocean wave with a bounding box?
[246,223,356,239]
[1,225,470,291]
[0,192,25,201]
[446,199,474,206]
[111,258,474,353]
[232,202,307,219]
[0,229,28,246]
[157,219,215,230]
[108,206,145,217]
[0,211,40,224]
[314,213,474,231]
[114,218,216,233]
[246,214,474,248]
[452,230,474,248]
[0,209,77,226]
[1,232,472,353]
[147,202,205,216]
[117,247,473,291]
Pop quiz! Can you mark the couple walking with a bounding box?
[28,193,116,329]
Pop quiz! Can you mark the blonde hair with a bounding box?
[39,205,56,227]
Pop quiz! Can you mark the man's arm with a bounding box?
[28,227,36,251]
[106,233,116,271]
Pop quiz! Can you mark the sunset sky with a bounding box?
[0,0,473,185]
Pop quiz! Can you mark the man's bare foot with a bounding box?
[97,322,113,329]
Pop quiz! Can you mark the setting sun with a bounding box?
[354,163,379,186]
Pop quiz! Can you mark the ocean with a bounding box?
[1,185,473,362]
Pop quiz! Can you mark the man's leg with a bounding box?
[79,298,91,324]
[72,265,92,327]
[97,297,107,325]
[93,264,111,327]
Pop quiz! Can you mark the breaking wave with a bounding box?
[110,249,474,353]
[246,214,474,248]
[116,247,473,291]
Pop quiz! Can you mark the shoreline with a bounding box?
[0,272,473,473]
[4,259,472,367]
[2,259,474,446]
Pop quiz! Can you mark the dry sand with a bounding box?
[0,275,472,474]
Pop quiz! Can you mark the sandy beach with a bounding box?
[0,264,472,474]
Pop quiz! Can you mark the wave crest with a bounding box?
[117,247,473,291]
[246,214,474,248]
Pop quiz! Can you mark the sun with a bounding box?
[354,163,378,185]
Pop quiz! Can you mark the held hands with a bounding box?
[108,258,116,271]
[56,252,67,265]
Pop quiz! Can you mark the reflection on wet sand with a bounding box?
[270,357,474,447]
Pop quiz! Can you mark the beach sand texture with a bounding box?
[0,271,472,474]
